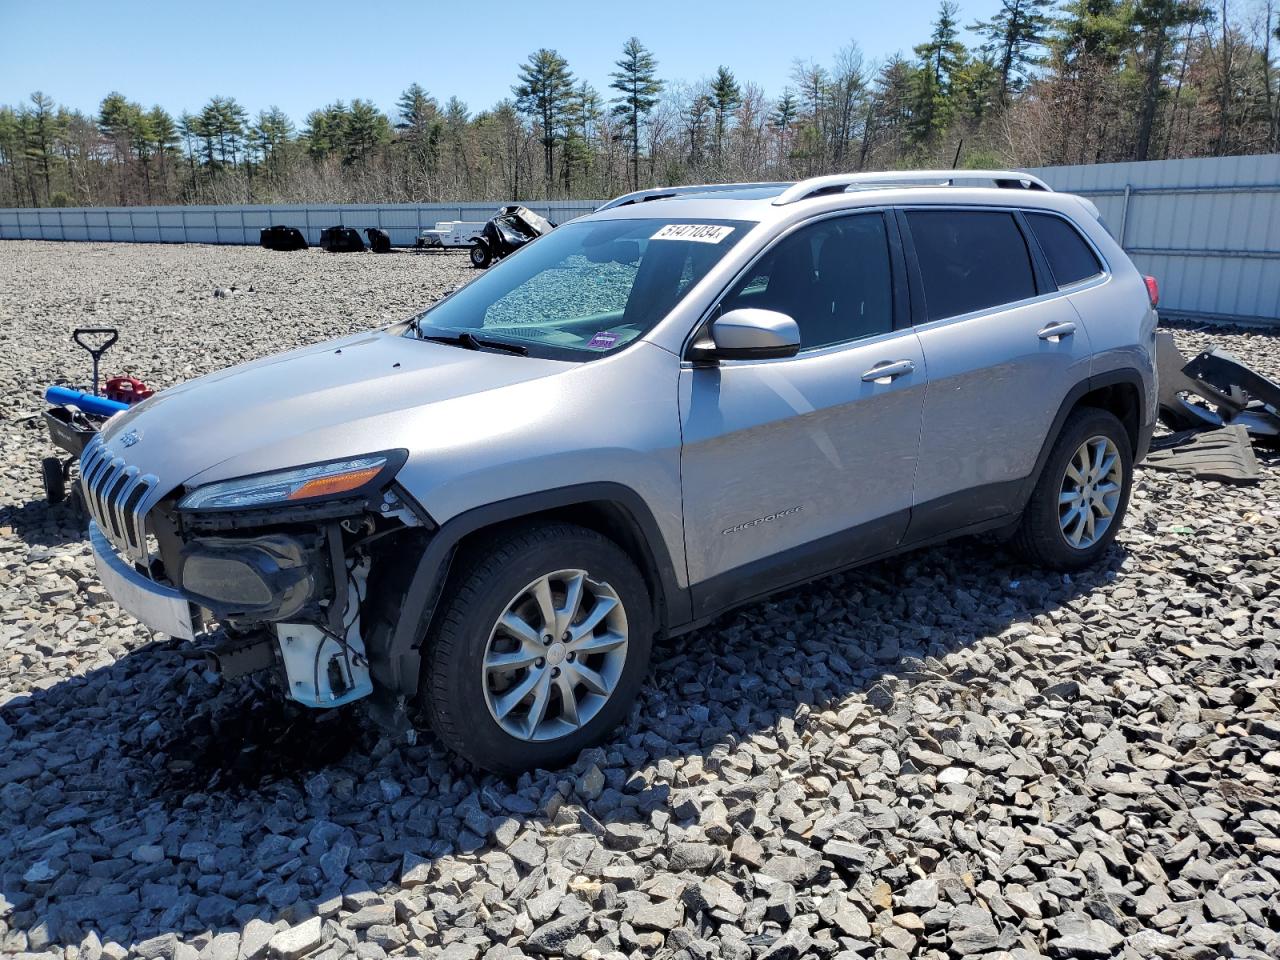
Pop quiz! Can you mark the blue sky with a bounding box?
[1,0,1002,124]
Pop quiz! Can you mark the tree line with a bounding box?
[2,0,1278,209]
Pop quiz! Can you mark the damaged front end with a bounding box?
[90,444,434,722]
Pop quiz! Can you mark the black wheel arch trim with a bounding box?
[1018,366,1150,509]
[380,482,688,697]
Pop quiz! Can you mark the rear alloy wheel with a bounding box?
[422,523,651,774]
[1057,436,1123,549]
[1012,407,1133,570]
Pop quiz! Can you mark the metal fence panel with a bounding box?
[2,158,1277,322]
[1028,155,1279,324]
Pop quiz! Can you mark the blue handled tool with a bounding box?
[45,385,129,418]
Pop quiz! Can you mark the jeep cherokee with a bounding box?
[80,170,1158,774]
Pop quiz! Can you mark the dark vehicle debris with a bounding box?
[365,228,392,253]
[259,225,308,251]
[318,225,365,253]
[1145,425,1261,484]
[468,205,554,269]
[1156,331,1280,442]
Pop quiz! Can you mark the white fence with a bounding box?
[2,155,1278,324]
[1027,155,1280,325]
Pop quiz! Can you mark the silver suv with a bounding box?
[82,170,1158,774]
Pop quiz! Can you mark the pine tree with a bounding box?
[303,102,349,161]
[345,99,391,164]
[564,82,601,193]
[971,0,1054,104]
[25,91,60,203]
[609,37,663,190]
[1131,0,1210,159]
[910,1,967,146]
[710,66,742,158]
[513,48,574,197]
[251,107,294,179]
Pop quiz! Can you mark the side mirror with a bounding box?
[692,308,801,362]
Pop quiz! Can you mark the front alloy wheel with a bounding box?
[421,523,652,774]
[482,570,629,742]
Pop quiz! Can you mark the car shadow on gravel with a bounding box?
[2,496,87,549]
[0,533,1114,952]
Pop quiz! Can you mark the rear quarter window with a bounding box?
[1025,212,1104,287]
[905,210,1037,322]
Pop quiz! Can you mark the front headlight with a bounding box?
[179,452,404,511]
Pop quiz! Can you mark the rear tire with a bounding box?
[1012,407,1133,570]
[421,523,652,775]
[469,242,491,269]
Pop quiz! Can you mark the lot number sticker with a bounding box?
[651,224,735,244]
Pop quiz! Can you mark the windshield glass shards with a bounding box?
[406,218,750,360]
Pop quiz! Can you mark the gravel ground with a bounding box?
[1,240,1279,960]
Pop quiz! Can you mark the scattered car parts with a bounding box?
[365,228,392,253]
[1145,425,1261,485]
[1156,331,1280,443]
[416,220,486,249]
[260,225,308,251]
[469,205,554,269]
[319,226,365,253]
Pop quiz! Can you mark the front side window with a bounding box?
[720,212,894,349]
[1025,212,1104,287]
[906,210,1036,322]
[410,217,750,359]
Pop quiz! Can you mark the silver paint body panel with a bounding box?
[87,181,1157,619]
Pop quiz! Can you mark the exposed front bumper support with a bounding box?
[90,521,197,640]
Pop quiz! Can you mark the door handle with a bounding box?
[1038,321,1076,341]
[861,359,916,383]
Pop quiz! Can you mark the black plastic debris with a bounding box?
[318,225,365,253]
[1146,425,1261,485]
[259,225,307,251]
[1155,332,1280,444]
[365,227,392,253]
[469,205,554,269]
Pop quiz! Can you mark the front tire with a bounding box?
[1012,407,1133,570]
[469,242,491,269]
[421,523,652,775]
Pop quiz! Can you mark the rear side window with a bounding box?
[906,210,1036,322]
[1025,212,1104,287]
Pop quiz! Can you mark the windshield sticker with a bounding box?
[651,223,735,244]
[586,331,621,350]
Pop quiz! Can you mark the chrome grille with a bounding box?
[79,435,159,565]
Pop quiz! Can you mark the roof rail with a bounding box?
[597,182,790,211]
[771,169,1052,205]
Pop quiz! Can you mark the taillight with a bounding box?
[1143,275,1159,307]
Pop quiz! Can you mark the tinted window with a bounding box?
[721,213,894,349]
[1026,212,1103,286]
[906,210,1036,322]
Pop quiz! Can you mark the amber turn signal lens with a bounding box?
[286,466,382,501]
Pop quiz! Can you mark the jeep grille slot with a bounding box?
[80,435,158,565]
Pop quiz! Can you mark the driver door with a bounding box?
[678,211,927,616]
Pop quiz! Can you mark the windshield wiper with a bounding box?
[417,330,528,356]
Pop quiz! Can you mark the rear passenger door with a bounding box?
[901,207,1093,541]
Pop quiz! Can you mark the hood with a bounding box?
[99,329,570,494]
